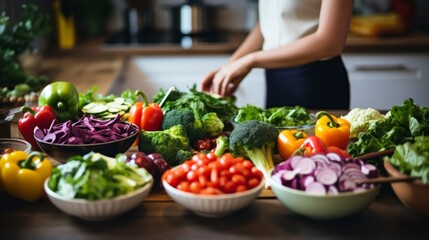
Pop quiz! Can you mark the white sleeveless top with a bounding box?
[259,0,322,50]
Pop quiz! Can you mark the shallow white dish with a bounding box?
[44,176,153,221]
[163,178,264,217]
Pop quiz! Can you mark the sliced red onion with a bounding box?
[290,155,303,170]
[300,175,315,190]
[328,162,342,177]
[361,164,379,178]
[282,169,300,181]
[327,185,339,194]
[315,166,338,185]
[311,154,330,167]
[294,157,316,175]
[326,152,343,162]
[305,182,326,195]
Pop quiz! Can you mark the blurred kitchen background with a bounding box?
[1,0,429,109]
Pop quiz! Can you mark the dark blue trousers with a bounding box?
[265,55,350,109]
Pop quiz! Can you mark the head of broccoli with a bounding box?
[138,124,191,166]
[229,120,278,187]
[161,108,207,144]
[202,112,224,137]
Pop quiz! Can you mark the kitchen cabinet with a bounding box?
[343,53,429,109]
[111,53,429,109]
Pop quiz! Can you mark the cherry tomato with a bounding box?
[231,174,246,186]
[236,185,248,192]
[165,173,179,188]
[247,178,261,189]
[177,181,190,192]
[186,170,198,182]
[189,181,202,194]
[222,181,237,194]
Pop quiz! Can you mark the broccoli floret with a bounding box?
[176,149,193,163]
[229,120,278,187]
[214,135,229,157]
[161,108,207,144]
[138,125,191,166]
[202,112,224,137]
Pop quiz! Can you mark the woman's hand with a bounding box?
[200,54,254,97]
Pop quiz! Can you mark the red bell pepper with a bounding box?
[129,90,163,134]
[18,105,56,149]
[299,136,329,156]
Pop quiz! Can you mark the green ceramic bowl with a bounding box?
[270,176,380,220]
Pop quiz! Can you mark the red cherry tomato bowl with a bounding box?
[162,176,264,217]
[161,153,265,217]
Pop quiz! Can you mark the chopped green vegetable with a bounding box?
[48,152,152,200]
[161,108,206,144]
[386,136,429,184]
[138,124,192,166]
[229,120,278,187]
[202,112,224,137]
[234,104,314,127]
[153,84,238,122]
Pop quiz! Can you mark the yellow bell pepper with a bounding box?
[315,111,351,150]
[0,151,52,202]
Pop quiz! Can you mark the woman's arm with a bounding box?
[229,22,263,62]
[248,0,354,69]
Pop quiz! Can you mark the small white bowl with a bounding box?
[44,177,153,221]
[163,179,264,217]
[270,177,379,220]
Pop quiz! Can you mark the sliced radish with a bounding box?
[305,182,326,195]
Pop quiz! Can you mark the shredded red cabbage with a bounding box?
[34,114,138,144]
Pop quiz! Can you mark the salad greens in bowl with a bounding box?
[45,152,153,221]
[231,104,316,135]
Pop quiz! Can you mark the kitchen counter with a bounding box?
[3,110,429,239]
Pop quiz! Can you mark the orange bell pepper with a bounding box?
[315,111,351,150]
[277,130,308,160]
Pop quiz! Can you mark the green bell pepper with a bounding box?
[38,81,80,122]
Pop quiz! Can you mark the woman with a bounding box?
[200,0,354,109]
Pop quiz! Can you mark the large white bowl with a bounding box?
[163,179,264,217]
[44,177,153,221]
[270,176,379,220]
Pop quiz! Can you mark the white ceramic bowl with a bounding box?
[163,179,265,217]
[270,176,379,220]
[44,177,153,221]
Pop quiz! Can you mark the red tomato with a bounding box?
[241,160,254,170]
[189,181,202,194]
[251,167,263,180]
[231,174,246,186]
[186,170,198,182]
[177,181,190,192]
[206,152,218,162]
[165,173,179,188]
[222,181,237,194]
[247,178,260,189]
[200,186,223,195]
[236,185,248,192]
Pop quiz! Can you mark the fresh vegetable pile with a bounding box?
[153,85,238,123]
[386,136,429,184]
[34,114,138,144]
[162,152,263,195]
[234,104,315,127]
[272,153,379,195]
[348,99,429,158]
[48,152,152,200]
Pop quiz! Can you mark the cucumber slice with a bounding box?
[82,102,96,110]
[113,97,125,104]
[86,104,108,114]
[108,107,121,113]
